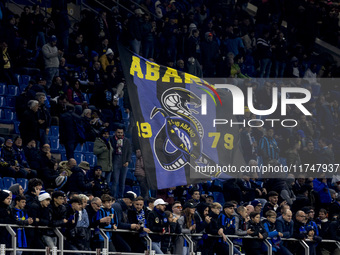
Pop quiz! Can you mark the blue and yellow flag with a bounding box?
[119,46,245,189]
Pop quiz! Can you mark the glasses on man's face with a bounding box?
[174,206,182,209]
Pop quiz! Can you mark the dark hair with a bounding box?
[147,197,156,204]
[164,210,172,218]
[14,194,26,203]
[69,197,82,204]
[27,178,43,193]
[250,212,260,219]
[319,208,327,215]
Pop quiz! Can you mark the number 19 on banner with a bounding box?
[136,121,152,138]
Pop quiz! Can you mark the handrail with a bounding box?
[80,0,99,15]
[1,223,340,255]
[110,0,134,15]
[24,0,80,22]
[126,0,158,19]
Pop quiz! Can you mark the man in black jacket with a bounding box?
[27,192,55,248]
[110,127,131,198]
[49,191,67,228]
[67,161,94,194]
[147,198,169,254]
[112,192,139,252]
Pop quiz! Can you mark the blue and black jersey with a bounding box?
[95,207,118,241]
[12,208,28,248]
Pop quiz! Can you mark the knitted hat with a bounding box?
[55,176,67,190]
[106,48,113,55]
[0,190,10,202]
[38,192,51,201]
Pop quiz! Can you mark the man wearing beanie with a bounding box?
[27,191,56,248]
[0,190,16,248]
[91,165,110,198]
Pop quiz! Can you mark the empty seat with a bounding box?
[20,75,31,86]
[85,142,94,153]
[6,96,16,108]
[50,126,59,137]
[0,84,7,96]
[0,177,3,190]
[85,154,97,167]
[124,185,132,193]
[50,138,60,153]
[13,121,20,134]
[7,85,19,97]
[75,143,86,153]
[2,177,16,190]
[0,96,6,108]
[74,153,85,165]
[16,178,28,192]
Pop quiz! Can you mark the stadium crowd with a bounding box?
[1,0,340,254]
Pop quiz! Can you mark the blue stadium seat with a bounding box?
[16,178,28,192]
[13,121,20,134]
[0,84,7,95]
[50,126,59,137]
[7,85,19,97]
[0,177,3,190]
[6,96,16,108]
[50,138,60,153]
[74,153,85,164]
[0,96,6,108]
[75,143,86,153]
[85,154,97,167]
[3,177,16,190]
[20,75,31,86]
[126,171,135,181]
[132,186,141,196]
[19,84,27,92]
[85,142,94,153]
[122,111,129,120]
[59,144,66,153]
[14,74,20,85]
[82,93,90,104]
[61,153,67,161]
[0,109,14,123]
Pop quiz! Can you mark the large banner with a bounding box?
[119,46,245,189]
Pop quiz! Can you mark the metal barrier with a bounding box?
[1,223,340,255]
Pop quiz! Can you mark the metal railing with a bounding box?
[1,223,340,255]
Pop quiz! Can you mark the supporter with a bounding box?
[75,194,91,250]
[258,128,280,164]
[19,100,40,146]
[171,201,182,221]
[243,212,268,255]
[110,127,131,198]
[257,29,272,78]
[13,136,37,178]
[235,205,252,236]
[300,140,318,166]
[24,178,43,208]
[263,191,287,216]
[59,104,81,159]
[64,197,83,252]
[147,198,169,254]
[42,35,63,89]
[318,137,335,164]
[276,208,294,252]
[68,33,88,66]
[0,191,17,249]
[91,165,110,198]
[12,194,34,254]
[35,92,51,145]
[27,191,55,248]
[134,149,148,200]
[112,192,138,252]
[93,129,113,184]
[189,188,201,206]
[8,183,24,203]
[58,158,76,177]
[279,175,296,207]
[66,80,88,115]
[328,216,340,254]
[67,161,94,194]
[329,196,340,223]
[0,41,18,85]
[263,210,288,255]
[31,4,46,49]
[99,48,114,72]
[215,202,241,255]
[251,199,263,214]
[200,32,219,77]
[127,196,150,252]
[49,76,68,99]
